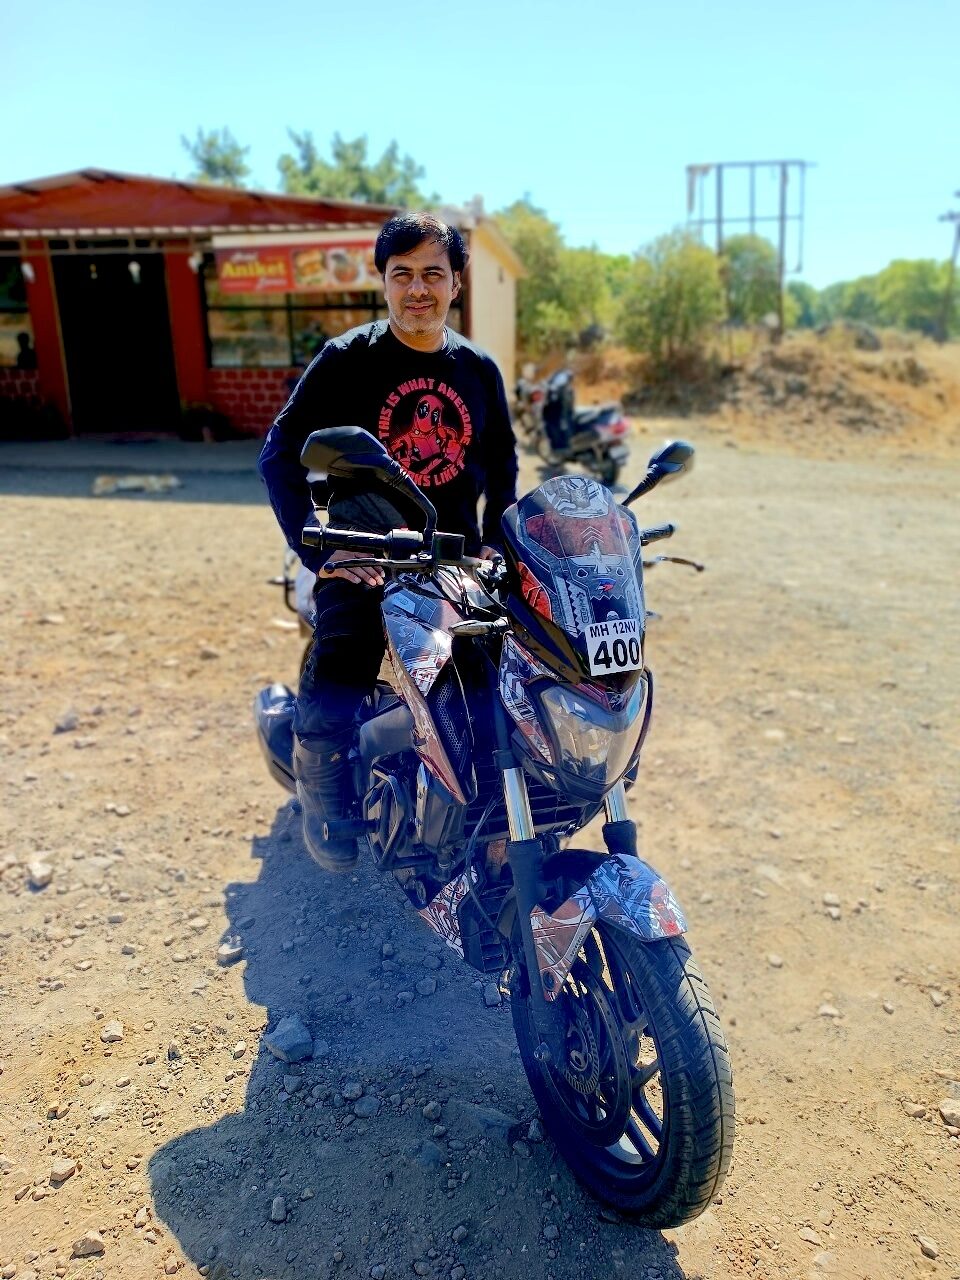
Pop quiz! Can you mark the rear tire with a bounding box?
[512,923,734,1227]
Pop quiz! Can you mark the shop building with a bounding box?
[0,170,521,438]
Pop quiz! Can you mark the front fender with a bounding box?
[530,854,687,1000]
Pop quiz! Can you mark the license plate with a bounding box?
[607,445,630,461]
[585,618,642,675]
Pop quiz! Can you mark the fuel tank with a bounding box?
[382,572,478,805]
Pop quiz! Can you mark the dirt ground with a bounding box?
[1,376,958,1280]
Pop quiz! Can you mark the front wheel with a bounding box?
[596,456,620,487]
[511,925,734,1227]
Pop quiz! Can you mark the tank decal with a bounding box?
[383,597,468,804]
[383,587,459,698]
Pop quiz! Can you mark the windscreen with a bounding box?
[503,475,645,680]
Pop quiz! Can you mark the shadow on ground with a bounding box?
[0,439,264,505]
[147,807,691,1280]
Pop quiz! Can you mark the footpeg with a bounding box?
[322,817,377,840]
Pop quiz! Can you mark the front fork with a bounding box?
[503,764,636,1067]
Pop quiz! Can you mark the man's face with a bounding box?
[383,239,461,351]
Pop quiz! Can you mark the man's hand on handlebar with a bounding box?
[319,549,385,589]
[479,546,502,562]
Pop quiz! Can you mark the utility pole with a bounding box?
[937,192,960,344]
[686,160,814,338]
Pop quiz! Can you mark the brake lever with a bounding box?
[643,555,705,573]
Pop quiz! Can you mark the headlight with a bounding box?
[539,677,646,787]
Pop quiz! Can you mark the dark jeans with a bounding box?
[294,578,386,747]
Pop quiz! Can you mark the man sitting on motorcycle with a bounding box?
[257,212,519,871]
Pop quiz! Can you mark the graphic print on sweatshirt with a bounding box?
[377,376,473,488]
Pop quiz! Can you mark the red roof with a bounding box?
[0,168,397,236]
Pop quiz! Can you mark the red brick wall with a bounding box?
[0,366,41,406]
[206,368,297,435]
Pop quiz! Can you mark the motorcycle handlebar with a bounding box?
[302,524,469,565]
[639,523,676,546]
[302,525,426,558]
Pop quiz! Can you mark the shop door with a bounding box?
[53,254,180,433]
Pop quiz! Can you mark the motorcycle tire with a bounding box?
[596,458,620,487]
[511,875,733,1227]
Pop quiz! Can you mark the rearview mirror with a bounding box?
[623,439,695,507]
[648,439,695,483]
[299,425,438,537]
[300,426,394,480]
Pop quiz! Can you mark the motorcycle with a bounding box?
[254,429,733,1226]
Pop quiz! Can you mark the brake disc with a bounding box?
[551,956,633,1143]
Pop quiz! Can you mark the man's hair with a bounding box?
[375,212,467,276]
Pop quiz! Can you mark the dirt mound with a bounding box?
[578,335,960,457]
[723,337,956,449]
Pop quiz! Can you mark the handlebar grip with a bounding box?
[639,523,676,546]
[301,526,425,557]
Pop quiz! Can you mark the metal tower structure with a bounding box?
[686,160,814,335]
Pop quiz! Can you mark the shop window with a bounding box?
[290,309,378,366]
[202,260,386,368]
[207,308,290,369]
[200,261,463,367]
[0,259,33,368]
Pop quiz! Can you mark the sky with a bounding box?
[5,0,958,288]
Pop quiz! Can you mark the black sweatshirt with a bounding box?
[258,321,519,571]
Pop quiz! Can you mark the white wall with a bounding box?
[466,223,518,391]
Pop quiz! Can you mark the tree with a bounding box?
[721,234,780,325]
[873,259,946,335]
[786,281,821,328]
[181,127,251,188]
[805,261,956,336]
[494,199,565,353]
[837,276,883,324]
[616,231,725,366]
[494,199,614,353]
[277,131,433,206]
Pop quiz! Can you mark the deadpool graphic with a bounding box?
[378,380,472,488]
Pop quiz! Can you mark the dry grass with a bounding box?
[570,332,960,459]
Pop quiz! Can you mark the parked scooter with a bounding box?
[254,428,733,1225]
[539,368,631,487]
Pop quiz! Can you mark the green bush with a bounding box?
[722,234,780,326]
[494,201,615,355]
[616,231,726,368]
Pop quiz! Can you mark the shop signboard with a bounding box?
[215,237,380,295]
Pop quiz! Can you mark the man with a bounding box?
[258,212,518,871]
